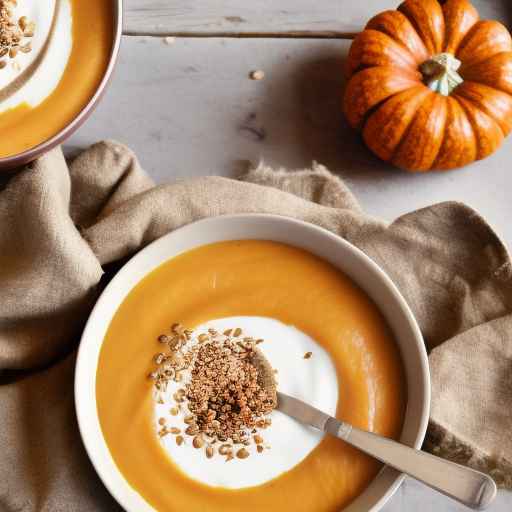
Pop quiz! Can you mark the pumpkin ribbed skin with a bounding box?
[343,0,512,171]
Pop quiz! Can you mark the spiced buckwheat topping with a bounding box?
[149,323,276,460]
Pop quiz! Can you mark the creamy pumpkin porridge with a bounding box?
[0,0,113,157]
[96,240,406,512]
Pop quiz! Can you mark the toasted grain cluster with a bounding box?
[149,324,275,460]
[0,0,34,70]
[186,337,275,443]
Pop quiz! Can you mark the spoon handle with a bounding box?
[325,418,496,510]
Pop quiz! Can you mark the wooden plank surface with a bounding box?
[69,35,512,247]
[124,0,511,36]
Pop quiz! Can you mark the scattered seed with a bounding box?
[198,333,209,343]
[236,448,250,459]
[253,434,263,444]
[193,435,204,449]
[175,435,184,446]
[223,329,232,336]
[165,370,176,382]
[158,417,166,426]
[158,334,169,343]
[185,425,199,436]
[219,444,232,455]
[233,328,242,337]
[249,70,265,81]
[17,15,27,30]
[169,338,180,351]
[255,339,264,344]
[184,415,195,424]
[170,427,181,434]
[23,22,34,37]
[257,445,264,453]
[206,446,214,458]
[170,407,179,416]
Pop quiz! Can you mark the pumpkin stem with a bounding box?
[420,53,464,96]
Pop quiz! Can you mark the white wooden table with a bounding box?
[68,1,512,510]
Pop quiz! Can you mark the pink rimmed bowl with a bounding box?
[0,0,122,171]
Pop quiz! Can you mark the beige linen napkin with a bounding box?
[0,141,511,511]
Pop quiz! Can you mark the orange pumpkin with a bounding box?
[343,0,512,172]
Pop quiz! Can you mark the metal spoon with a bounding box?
[252,349,497,510]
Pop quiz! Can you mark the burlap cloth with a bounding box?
[0,141,511,511]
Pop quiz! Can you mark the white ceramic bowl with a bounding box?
[0,0,123,171]
[75,214,430,512]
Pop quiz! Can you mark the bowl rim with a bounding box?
[0,0,124,170]
[75,213,431,512]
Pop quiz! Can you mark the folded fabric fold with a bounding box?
[0,141,510,511]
